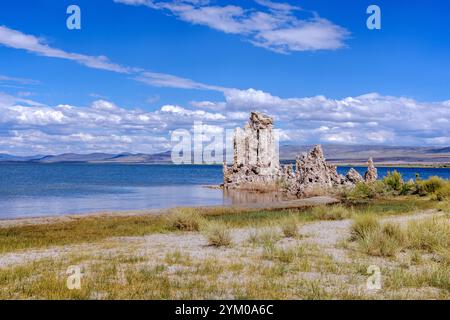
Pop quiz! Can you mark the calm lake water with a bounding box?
[0,163,449,219]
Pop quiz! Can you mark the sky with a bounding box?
[0,0,449,155]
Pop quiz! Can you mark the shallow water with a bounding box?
[0,163,448,218]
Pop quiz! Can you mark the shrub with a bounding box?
[310,205,351,220]
[166,208,205,231]
[383,170,403,191]
[414,176,449,197]
[346,183,374,199]
[345,181,387,199]
[350,215,380,241]
[399,180,415,195]
[420,176,445,194]
[204,223,232,247]
[435,183,450,201]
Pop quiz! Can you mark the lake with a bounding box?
[0,163,449,219]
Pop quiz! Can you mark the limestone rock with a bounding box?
[364,157,378,182]
[223,112,377,196]
[346,168,364,184]
[295,145,341,188]
[223,112,280,189]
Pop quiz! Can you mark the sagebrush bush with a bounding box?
[383,170,403,191]
[399,180,415,195]
[413,176,449,197]
[435,182,450,201]
[420,176,445,194]
[166,208,205,231]
[346,183,373,200]
[204,223,232,247]
[310,205,351,220]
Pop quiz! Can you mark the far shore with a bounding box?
[1,161,450,168]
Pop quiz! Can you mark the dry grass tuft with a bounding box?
[281,219,298,238]
[350,215,380,241]
[406,217,450,253]
[204,223,232,247]
[310,204,352,220]
[165,208,205,231]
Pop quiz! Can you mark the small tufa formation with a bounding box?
[223,112,377,196]
[223,112,280,189]
[364,157,378,183]
[285,145,362,196]
[295,145,342,187]
[345,168,364,184]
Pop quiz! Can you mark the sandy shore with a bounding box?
[0,195,339,228]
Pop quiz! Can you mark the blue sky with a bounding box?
[0,0,449,155]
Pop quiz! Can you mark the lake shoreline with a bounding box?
[0,196,338,227]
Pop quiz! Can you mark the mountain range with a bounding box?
[1,145,450,165]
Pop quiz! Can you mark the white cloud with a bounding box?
[0,25,228,92]
[135,71,228,92]
[0,74,39,85]
[114,0,349,53]
[1,88,450,155]
[0,26,130,73]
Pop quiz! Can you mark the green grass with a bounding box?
[407,217,450,253]
[0,215,168,254]
[310,204,352,220]
[165,208,206,231]
[350,215,449,259]
[0,197,442,254]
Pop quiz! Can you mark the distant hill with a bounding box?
[279,145,450,165]
[0,154,44,162]
[0,146,449,165]
[37,153,117,163]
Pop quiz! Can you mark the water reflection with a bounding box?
[0,185,229,219]
[223,188,295,206]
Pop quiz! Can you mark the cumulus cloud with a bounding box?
[197,88,450,146]
[1,89,450,155]
[0,92,231,155]
[114,0,349,53]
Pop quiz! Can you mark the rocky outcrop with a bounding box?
[295,145,342,187]
[346,168,364,184]
[223,112,280,189]
[223,112,378,195]
[284,145,364,195]
[364,157,378,183]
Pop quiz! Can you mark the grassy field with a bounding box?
[0,198,440,254]
[0,194,448,300]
